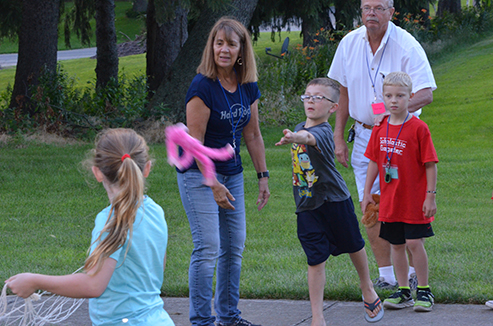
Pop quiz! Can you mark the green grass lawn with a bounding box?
[416,36,493,303]
[1,33,493,303]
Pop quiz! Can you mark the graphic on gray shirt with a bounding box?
[292,122,350,213]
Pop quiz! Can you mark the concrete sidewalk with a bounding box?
[9,296,491,326]
[161,298,493,326]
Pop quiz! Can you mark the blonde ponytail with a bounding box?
[84,129,149,274]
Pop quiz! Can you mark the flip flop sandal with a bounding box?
[363,296,384,323]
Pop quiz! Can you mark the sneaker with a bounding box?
[216,318,261,326]
[486,300,493,309]
[414,289,434,312]
[383,289,414,309]
[409,273,418,291]
[373,277,398,290]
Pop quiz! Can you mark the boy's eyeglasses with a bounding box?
[361,6,391,14]
[300,95,335,103]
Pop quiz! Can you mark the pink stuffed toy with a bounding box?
[165,123,235,186]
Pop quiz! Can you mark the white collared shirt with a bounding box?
[328,21,437,126]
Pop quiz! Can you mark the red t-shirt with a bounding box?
[365,116,438,224]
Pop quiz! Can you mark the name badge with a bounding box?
[384,167,398,183]
[371,102,386,115]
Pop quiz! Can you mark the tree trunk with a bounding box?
[301,9,330,47]
[149,0,259,122]
[95,0,119,89]
[133,0,148,12]
[146,0,188,95]
[437,0,461,16]
[301,19,316,47]
[9,0,59,113]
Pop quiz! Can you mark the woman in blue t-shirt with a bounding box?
[177,17,270,326]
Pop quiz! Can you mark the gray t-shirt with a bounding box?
[292,122,350,213]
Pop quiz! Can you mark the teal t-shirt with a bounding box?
[89,196,174,326]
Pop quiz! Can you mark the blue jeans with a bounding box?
[177,170,246,326]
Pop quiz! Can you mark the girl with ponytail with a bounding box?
[6,128,175,325]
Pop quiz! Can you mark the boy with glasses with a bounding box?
[276,78,384,324]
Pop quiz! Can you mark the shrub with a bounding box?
[0,64,167,139]
[257,28,343,126]
[396,10,430,43]
[423,6,493,62]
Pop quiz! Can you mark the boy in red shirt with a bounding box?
[362,72,438,312]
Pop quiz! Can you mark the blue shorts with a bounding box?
[296,198,365,266]
[379,222,434,245]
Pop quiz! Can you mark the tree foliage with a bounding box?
[62,0,96,48]
[332,0,361,30]
[0,0,22,41]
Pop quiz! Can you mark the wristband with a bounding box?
[257,171,270,179]
[426,190,437,194]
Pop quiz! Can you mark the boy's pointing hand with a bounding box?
[275,129,294,146]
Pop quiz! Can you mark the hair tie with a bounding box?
[121,153,131,162]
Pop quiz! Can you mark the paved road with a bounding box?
[0,48,97,68]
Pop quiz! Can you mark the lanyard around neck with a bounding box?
[365,34,390,102]
[218,78,244,164]
[385,113,409,167]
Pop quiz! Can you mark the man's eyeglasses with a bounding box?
[361,6,391,14]
[300,95,335,103]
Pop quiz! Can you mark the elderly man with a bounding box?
[328,0,436,289]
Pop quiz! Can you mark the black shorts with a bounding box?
[297,198,365,266]
[379,222,434,245]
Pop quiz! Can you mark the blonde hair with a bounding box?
[307,77,341,103]
[197,17,257,84]
[383,71,413,93]
[84,128,149,274]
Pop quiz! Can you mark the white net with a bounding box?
[0,284,86,326]
[0,265,87,326]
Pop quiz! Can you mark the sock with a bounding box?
[398,286,411,296]
[379,266,396,284]
[417,285,431,292]
[408,266,416,279]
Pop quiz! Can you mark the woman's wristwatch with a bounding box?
[257,171,270,179]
